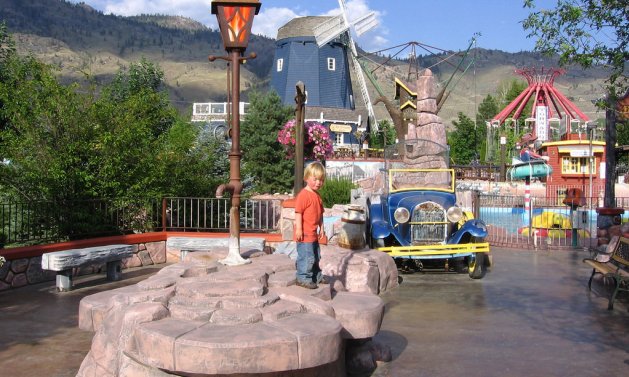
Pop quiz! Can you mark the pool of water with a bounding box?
[479,207,602,235]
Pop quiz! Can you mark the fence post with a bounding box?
[161,198,167,232]
[472,190,480,220]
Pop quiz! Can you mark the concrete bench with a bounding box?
[42,244,134,291]
[583,236,629,310]
[167,237,265,261]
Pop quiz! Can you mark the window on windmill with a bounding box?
[277,58,283,72]
[327,58,336,71]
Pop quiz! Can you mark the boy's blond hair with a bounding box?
[304,161,326,180]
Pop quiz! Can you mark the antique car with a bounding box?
[366,139,491,279]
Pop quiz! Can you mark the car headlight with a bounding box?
[476,220,487,232]
[394,207,410,223]
[446,206,463,223]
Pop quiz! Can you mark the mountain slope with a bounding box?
[0,0,608,123]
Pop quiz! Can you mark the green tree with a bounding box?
[448,112,483,165]
[0,51,91,201]
[523,0,628,99]
[0,42,223,202]
[240,91,294,194]
[153,120,229,197]
[474,95,498,162]
[369,119,396,149]
[0,22,15,65]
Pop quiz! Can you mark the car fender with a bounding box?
[368,200,391,240]
[447,219,488,244]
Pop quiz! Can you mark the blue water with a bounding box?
[479,207,604,235]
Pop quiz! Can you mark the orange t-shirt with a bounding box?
[294,188,323,243]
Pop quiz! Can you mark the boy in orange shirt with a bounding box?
[294,162,327,289]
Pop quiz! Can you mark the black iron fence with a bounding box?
[0,197,282,247]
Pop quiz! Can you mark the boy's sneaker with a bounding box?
[296,280,318,289]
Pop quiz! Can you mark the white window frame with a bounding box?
[327,57,336,71]
[277,58,283,72]
[335,133,343,145]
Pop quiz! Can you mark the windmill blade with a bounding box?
[350,52,377,129]
[352,12,378,36]
[313,14,349,47]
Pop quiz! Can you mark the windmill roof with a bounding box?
[277,16,333,39]
[305,106,368,127]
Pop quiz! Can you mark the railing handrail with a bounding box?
[0,197,282,248]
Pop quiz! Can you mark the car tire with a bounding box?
[372,237,385,249]
[468,253,487,279]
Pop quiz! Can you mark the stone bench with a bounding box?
[167,237,266,261]
[41,244,134,291]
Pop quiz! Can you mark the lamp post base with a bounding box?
[219,237,251,266]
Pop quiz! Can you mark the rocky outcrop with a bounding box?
[77,246,397,376]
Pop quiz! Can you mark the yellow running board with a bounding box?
[377,242,490,257]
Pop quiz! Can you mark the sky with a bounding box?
[67,0,559,54]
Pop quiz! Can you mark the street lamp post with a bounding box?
[210,0,261,266]
[586,122,596,201]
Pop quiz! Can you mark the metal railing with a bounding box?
[0,197,282,247]
[478,194,629,251]
[162,197,282,233]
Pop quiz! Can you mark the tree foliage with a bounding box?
[523,0,628,99]
[240,91,294,194]
[369,119,397,149]
[449,112,483,165]
[0,28,227,204]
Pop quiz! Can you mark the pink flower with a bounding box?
[278,120,334,161]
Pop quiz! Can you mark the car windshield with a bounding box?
[383,139,453,193]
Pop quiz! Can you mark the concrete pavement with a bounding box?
[0,248,627,377]
[370,248,629,377]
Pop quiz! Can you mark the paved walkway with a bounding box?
[370,248,629,377]
[0,248,627,377]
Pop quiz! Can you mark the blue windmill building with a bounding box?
[271,2,379,154]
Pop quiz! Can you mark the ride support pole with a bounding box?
[525,176,532,237]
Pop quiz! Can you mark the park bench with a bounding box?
[583,236,629,310]
[41,244,134,292]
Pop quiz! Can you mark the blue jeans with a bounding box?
[296,241,322,284]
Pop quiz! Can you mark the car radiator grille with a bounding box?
[411,202,447,245]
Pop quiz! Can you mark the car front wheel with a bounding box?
[468,253,487,279]
[371,237,385,249]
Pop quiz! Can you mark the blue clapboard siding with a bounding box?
[271,36,354,109]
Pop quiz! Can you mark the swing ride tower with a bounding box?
[492,67,605,200]
[492,67,590,140]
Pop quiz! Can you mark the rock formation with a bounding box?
[76,245,397,376]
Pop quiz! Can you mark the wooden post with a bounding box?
[294,82,306,195]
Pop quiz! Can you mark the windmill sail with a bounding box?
[313,0,379,129]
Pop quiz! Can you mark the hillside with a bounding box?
[0,0,608,125]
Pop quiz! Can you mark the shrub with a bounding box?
[319,177,356,208]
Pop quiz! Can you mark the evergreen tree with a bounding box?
[448,112,482,165]
[240,91,294,194]
[369,120,396,149]
[476,95,498,163]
